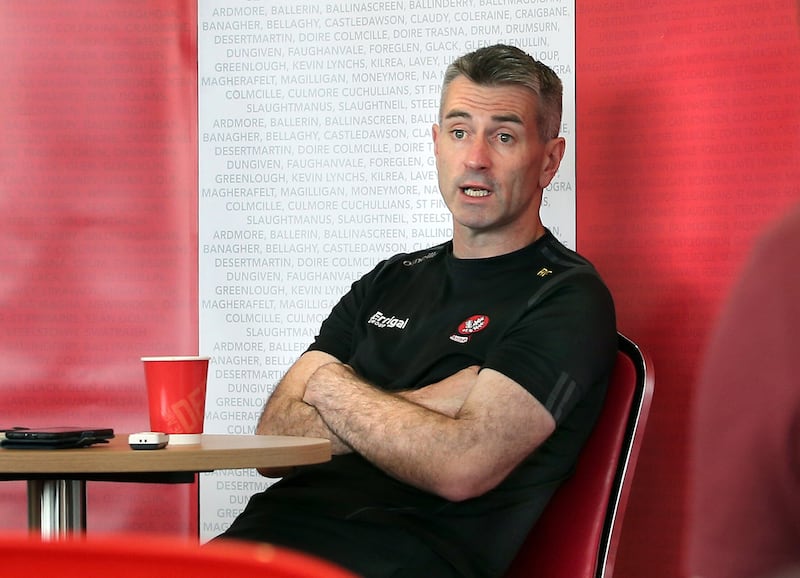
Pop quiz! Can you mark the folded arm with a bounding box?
[255,352,481,475]
[303,362,555,502]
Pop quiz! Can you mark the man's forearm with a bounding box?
[397,365,480,417]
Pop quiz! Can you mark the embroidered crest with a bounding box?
[450,314,490,343]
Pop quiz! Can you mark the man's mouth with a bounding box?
[462,187,491,198]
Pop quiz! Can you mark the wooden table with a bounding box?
[0,434,330,539]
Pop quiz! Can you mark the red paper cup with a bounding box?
[141,356,210,445]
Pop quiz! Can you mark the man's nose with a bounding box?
[465,138,491,170]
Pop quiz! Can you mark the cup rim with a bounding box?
[141,356,210,362]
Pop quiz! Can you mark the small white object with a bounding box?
[128,432,169,450]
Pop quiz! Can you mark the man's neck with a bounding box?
[452,223,547,259]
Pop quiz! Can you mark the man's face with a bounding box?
[432,76,563,255]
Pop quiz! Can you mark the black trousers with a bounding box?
[215,493,465,578]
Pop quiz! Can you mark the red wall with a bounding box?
[576,1,800,575]
[0,1,199,535]
[2,1,799,573]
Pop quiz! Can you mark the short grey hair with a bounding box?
[440,44,563,142]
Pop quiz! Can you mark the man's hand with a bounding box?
[302,362,358,408]
[255,351,353,478]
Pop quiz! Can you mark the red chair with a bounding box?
[505,332,655,578]
[0,532,357,578]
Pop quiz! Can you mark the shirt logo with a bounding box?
[368,310,410,330]
[450,314,490,343]
[403,251,438,267]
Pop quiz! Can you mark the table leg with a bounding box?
[27,479,86,539]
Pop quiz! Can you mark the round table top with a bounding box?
[0,434,331,475]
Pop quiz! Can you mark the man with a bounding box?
[688,203,800,578]
[218,44,617,578]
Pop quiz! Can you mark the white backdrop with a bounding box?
[197,0,575,539]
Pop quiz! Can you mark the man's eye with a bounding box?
[498,133,513,144]
[452,129,466,139]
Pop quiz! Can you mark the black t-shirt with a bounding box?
[261,232,616,577]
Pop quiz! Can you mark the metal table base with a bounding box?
[28,479,87,539]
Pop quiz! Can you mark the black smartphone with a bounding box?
[1,426,114,449]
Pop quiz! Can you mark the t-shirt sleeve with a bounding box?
[483,269,617,423]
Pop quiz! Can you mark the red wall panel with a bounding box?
[0,1,198,535]
[576,1,800,575]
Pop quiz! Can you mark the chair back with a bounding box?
[505,332,654,578]
[0,532,357,578]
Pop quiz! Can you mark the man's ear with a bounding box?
[539,137,566,189]
[431,123,440,157]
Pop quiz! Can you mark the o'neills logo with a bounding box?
[450,314,490,343]
[368,311,410,329]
